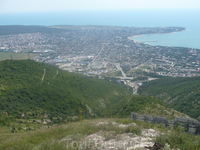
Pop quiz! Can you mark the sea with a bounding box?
[0,9,200,49]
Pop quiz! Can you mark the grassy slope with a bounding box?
[138,77,200,119]
[0,118,200,150]
[0,59,131,118]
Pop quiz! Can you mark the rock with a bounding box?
[145,142,164,150]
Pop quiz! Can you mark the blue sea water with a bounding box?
[0,9,200,49]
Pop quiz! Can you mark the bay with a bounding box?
[131,27,200,49]
[0,9,200,49]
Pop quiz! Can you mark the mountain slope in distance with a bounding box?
[138,77,200,119]
[110,95,189,120]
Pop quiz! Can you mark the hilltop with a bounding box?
[138,77,200,119]
[1,118,200,150]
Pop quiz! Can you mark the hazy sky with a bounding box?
[1,0,200,13]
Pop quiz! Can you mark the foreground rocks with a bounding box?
[60,121,180,150]
[84,121,159,150]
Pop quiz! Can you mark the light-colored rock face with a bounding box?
[58,121,164,150]
[94,121,136,127]
[142,129,159,137]
[85,133,154,150]
[82,121,159,150]
[59,120,180,150]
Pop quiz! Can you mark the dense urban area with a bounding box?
[0,25,199,93]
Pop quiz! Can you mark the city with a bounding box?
[0,25,199,91]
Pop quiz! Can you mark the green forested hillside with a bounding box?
[138,77,200,119]
[110,95,188,120]
[0,59,188,125]
[0,60,131,119]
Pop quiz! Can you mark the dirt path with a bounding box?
[53,70,58,79]
[41,68,46,83]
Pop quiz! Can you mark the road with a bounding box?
[115,63,127,78]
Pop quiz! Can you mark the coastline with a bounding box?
[128,29,189,47]
[129,29,186,39]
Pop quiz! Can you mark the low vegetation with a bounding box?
[0,118,200,150]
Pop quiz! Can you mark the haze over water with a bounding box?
[0,9,200,49]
